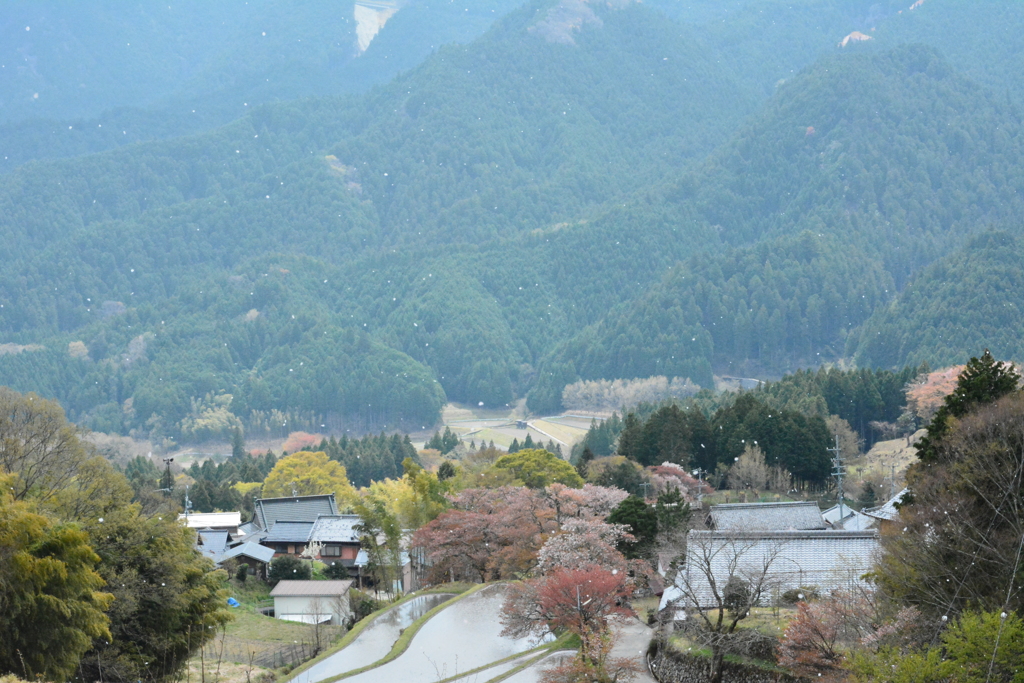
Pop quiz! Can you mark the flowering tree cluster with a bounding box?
[536,519,633,575]
[410,484,627,582]
[647,463,712,499]
[779,589,926,680]
[501,566,639,683]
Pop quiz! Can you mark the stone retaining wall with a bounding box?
[648,641,804,683]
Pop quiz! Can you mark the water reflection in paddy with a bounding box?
[341,584,549,683]
[498,651,575,683]
[289,592,455,683]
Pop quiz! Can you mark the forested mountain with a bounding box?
[0,0,525,171]
[1,0,1024,440]
[526,44,1024,411]
[852,232,1024,370]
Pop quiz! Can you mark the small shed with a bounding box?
[221,542,275,581]
[270,580,353,625]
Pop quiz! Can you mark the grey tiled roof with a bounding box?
[221,541,276,564]
[197,529,229,556]
[708,501,825,531]
[310,515,361,544]
[270,580,353,597]
[862,488,908,522]
[253,494,338,530]
[262,521,314,543]
[676,529,880,607]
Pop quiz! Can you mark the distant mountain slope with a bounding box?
[3,1,1024,435]
[526,45,1024,410]
[851,232,1024,370]
[0,1,758,435]
[0,0,524,125]
[0,0,525,171]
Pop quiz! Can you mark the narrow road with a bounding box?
[610,616,658,683]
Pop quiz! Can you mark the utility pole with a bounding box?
[828,434,846,519]
[183,484,193,519]
[160,457,174,495]
[640,481,651,500]
[886,461,896,502]
[692,468,706,508]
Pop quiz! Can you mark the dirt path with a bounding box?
[610,616,657,683]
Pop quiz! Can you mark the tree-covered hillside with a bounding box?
[526,45,1024,411]
[0,1,761,438]
[851,232,1024,370]
[0,0,526,171]
[2,0,1024,438]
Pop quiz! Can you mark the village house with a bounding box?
[660,500,881,619]
[270,580,353,625]
[179,511,243,535]
[663,529,880,613]
[252,494,339,530]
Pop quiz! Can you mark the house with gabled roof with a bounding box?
[309,515,362,564]
[261,521,316,556]
[707,501,826,531]
[861,488,908,529]
[663,529,879,610]
[221,542,275,581]
[252,494,338,530]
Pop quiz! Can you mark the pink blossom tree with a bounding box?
[501,566,638,682]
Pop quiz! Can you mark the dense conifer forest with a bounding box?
[1,0,1023,441]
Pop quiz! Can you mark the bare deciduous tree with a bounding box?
[668,532,786,683]
[727,444,769,491]
[878,392,1024,619]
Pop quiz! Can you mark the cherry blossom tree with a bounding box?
[411,486,557,582]
[537,519,632,575]
[411,484,631,584]
[501,566,638,682]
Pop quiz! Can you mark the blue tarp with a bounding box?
[227,597,240,607]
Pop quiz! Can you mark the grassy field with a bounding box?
[212,577,345,666]
[186,658,275,683]
[846,430,923,496]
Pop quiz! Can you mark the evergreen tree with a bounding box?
[231,427,246,460]
[575,446,596,479]
[616,412,643,461]
[438,460,456,481]
[607,496,659,560]
[916,350,1021,463]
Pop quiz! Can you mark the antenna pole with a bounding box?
[693,468,705,508]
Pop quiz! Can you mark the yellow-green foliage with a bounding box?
[361,459,447,529]
[493,448,583,489]
[178,392,243,442]
[0,474,112,682]
[849,610,1024,683]
[263,450,358,509]
[233,480,263,500]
